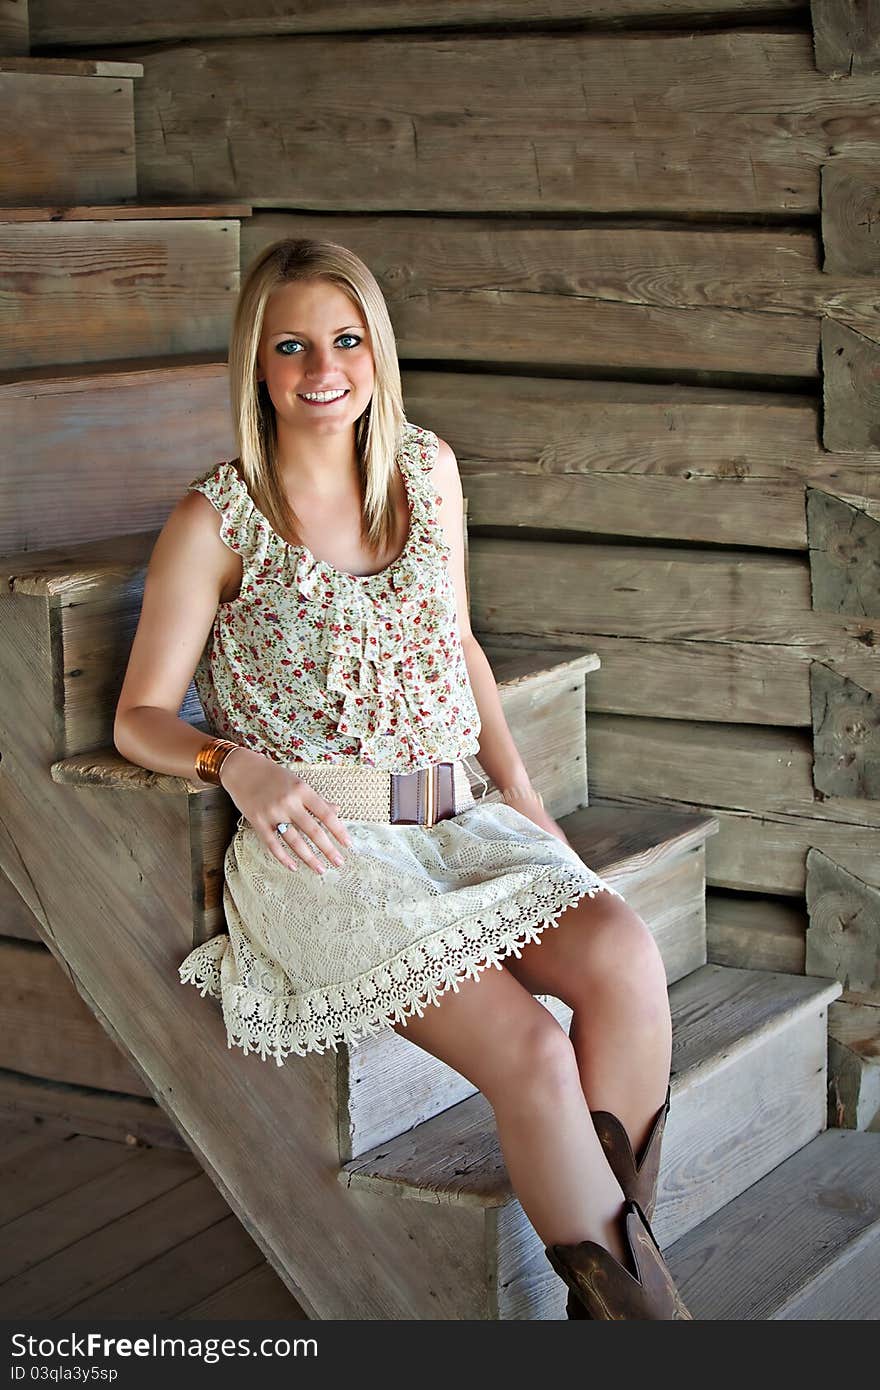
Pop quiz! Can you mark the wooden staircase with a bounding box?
[2,38,880,1322]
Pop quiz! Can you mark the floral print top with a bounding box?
[189,421,483,775]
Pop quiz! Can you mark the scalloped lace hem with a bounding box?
[178,869,625,1066]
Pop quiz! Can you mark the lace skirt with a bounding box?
[177,769,625,1065]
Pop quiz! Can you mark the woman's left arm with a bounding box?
[432,437,572,847]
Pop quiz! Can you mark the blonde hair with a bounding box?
[227,237,406,554]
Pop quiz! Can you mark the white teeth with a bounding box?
[300,389,348,402]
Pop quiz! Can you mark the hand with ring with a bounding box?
[218,747,352,875]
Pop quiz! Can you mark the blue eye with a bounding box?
[276,334,361,355]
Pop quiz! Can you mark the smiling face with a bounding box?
[255,276,376,438]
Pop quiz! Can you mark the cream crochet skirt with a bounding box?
[178,765,625,1065]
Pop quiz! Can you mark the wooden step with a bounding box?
[666,1129,880,1320]
[0,202,254,221]
[0,353,232,555]
[0,59,145,78]
[0,209,248,371]
[339,964,841,1317]
[0,62,142,206]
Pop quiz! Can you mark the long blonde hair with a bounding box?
[228,237,406,553]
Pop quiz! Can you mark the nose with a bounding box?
[303,342,339,377]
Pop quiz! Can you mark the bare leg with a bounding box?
[391,964,631,1267]
[504,890,673,1161]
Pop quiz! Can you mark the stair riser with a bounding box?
[0,72,137,206]
[342,845,708,1159]
[1,219,239,372]
[654,1007,829,1247]
[56,580,202,759]
[0,365,233,556]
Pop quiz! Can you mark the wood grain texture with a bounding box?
[0,0,28,53]
[807,487,880,616]
[28,0,808,45]
[706,888,806,974]
[0,939,149,1093]
[811,0,880,75]
[0,71,136,207]
[821,318,880,452]
[0,1069,186,1149]
[11,362,880,570]
[0,355,234,555]
[0,866,41,942]
[827,999,880,1130]
[0,57,143,77]
[243,213,831,379]
[0,217,241,371]
[342,965,840,1253]
[0,203,252,221]
[667,1129,880,1319]
[810,663,880,799]
[85,31,880,215]
[806,847,880,1005]
[821,160,880,275]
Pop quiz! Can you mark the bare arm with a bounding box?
[113,488,243,783]
[113,487,351,873]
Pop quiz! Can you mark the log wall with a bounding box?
[12,0,880,1060]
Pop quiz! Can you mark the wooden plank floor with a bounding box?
[0,1114,309,1319]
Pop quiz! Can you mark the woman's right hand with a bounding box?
[218,747,353,875]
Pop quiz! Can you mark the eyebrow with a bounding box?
[269,325,365,338]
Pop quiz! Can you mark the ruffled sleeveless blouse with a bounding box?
[189,421,483,774]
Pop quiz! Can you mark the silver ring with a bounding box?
[275,821,290,836]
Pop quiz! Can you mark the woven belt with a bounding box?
[283,758,476,826]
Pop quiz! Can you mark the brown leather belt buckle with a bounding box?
[391,762,456,825]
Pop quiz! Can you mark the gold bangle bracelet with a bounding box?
[194,738,242,786]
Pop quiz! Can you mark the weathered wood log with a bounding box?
[811,0,880,76]
[805,848,880,1005]
[821,160,880,276]
[827,999,880,1130]
[28,0,807,47]
[820,319,880,453]
[706,889,806,975]
[806,487,880,615]
[810,663,880,800]
[81,31,880,215]
[0,0,28,54]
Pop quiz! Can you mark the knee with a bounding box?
[576,901,668,1006]
[483,1013,580,1110]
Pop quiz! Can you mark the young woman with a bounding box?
[113,237,692,1321]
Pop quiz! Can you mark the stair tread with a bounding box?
[0,203,253,223]
[0,57,144,77]
[665,1128,880,1320]
[339,964,842,1207]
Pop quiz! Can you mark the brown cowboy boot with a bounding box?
[546,1197,693,1320]
[567,1083,671,1318]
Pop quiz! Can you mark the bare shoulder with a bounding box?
[430,435,463,498]
[149,486,240,599]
